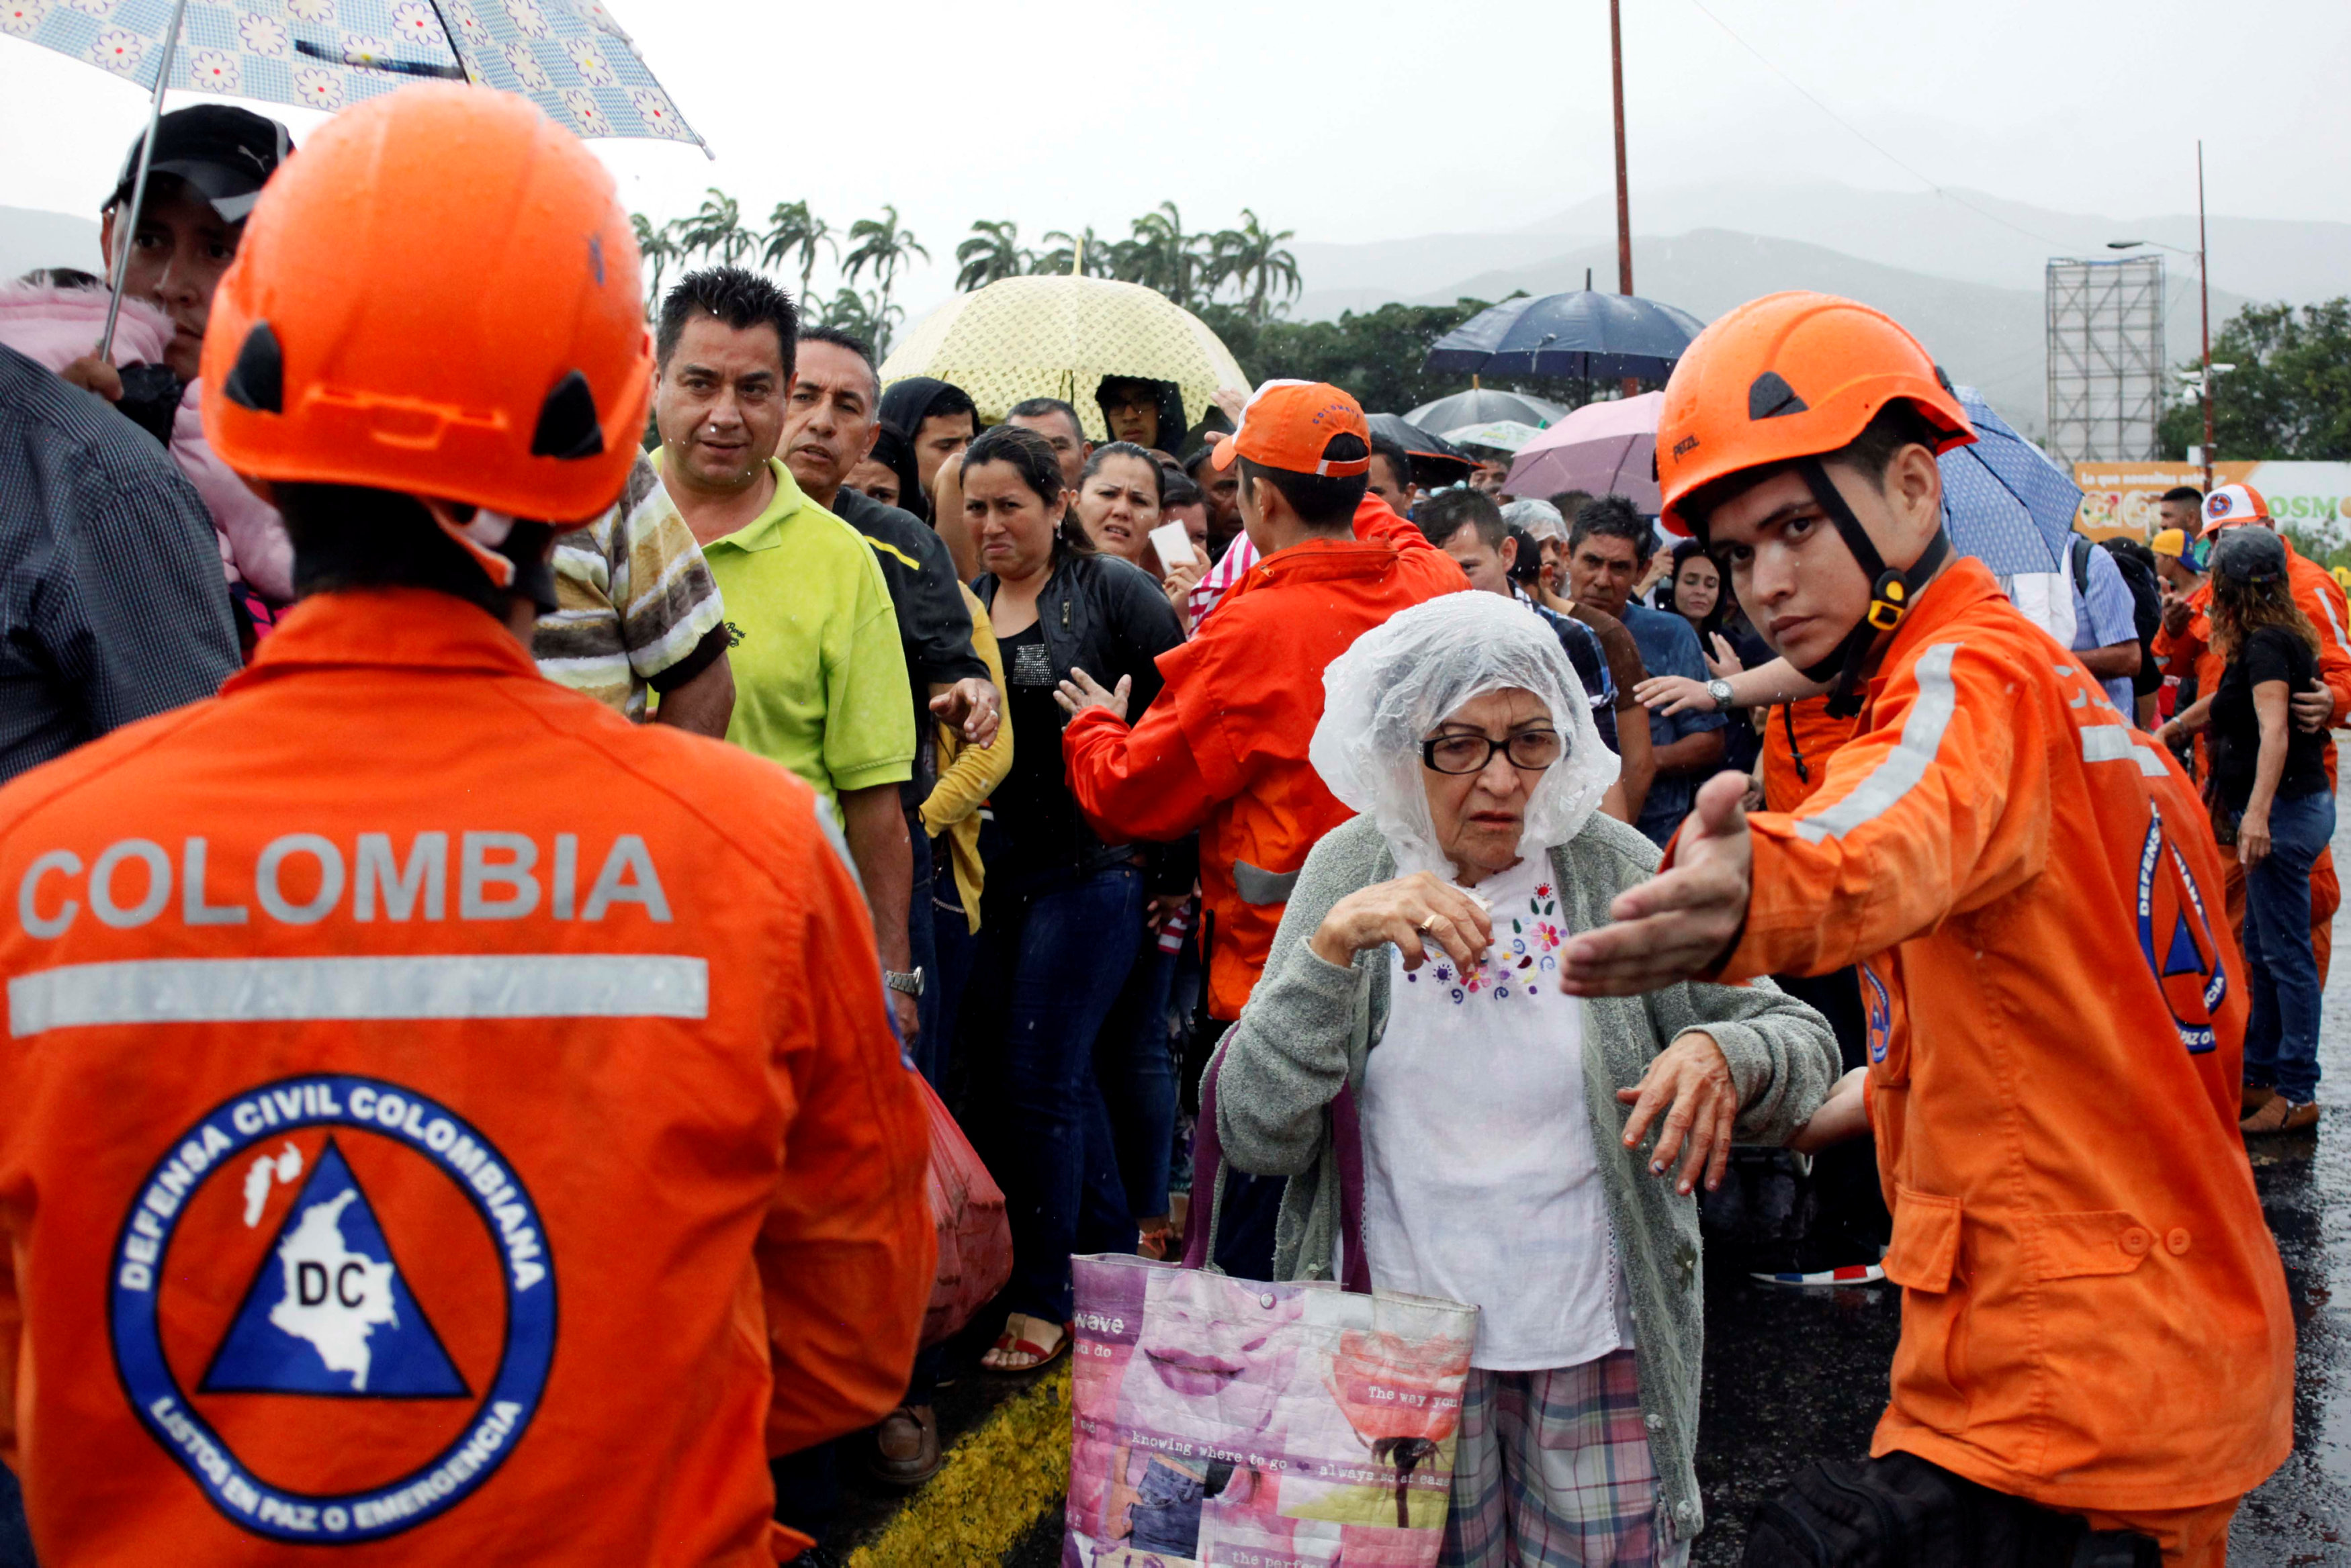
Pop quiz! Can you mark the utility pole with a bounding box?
[2109,147,2219,490]
[2197,140,2213,495]
[1609,0,1632,297]
[1609,0,1638,396]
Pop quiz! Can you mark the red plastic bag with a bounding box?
[918,1074,1010,1347]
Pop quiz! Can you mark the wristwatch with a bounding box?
[1705,678,1738,712]
[883,968,926,998]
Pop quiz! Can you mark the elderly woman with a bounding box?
[1202,591,1838,1566]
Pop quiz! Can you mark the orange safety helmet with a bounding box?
[202,83,650,529]
[1656,291,1974,541]
[1656,292,1978,712]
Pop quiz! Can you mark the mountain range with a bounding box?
[1292,181,2349,439]
[11,179,2347,442]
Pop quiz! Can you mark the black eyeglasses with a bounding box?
[1421,729,1564,775]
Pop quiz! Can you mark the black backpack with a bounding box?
[1742,1450,2159,1568]
[2070,535,2164,699]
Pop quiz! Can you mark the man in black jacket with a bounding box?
[784,326,1000,1049]
[778,326,1000,1495]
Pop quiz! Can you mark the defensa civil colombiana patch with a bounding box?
[109,1074,556,1543]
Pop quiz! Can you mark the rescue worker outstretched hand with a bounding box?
[1559,770,1752,996]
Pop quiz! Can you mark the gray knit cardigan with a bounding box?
[1204,811,1840,1544]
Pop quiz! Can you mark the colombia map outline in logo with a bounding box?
[2137,802,2227,1054]
[108,1074,557,1544]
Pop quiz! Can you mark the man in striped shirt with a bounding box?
[533,453,734,734]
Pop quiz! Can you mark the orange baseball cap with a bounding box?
[2201,482,2270,535]
[1210,379,1373,476]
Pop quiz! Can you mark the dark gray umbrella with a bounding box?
[1423,290,1706,381]
[1366,413,1476,484]
[1405,387,1569,432]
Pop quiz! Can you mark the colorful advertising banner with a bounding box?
[2074,461,2351,541]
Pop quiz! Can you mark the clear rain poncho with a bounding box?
[1311,592,1620,881]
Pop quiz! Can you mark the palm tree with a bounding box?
[631,212,682,316]
[761,200,836,301]
[956,220,1030,292]
[1215,208,1301,322]
[675,187,754,269]
[1032,226,1112,279]
[815,287,903,359]
[1127,202,1214,308]
[842,205,930,332]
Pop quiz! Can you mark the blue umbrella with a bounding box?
[1422,290,1707,381]
[1938,387,2070,577]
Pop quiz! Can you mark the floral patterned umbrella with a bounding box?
[5,0,705,353]
[3,0,702,148]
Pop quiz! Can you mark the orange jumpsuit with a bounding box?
[0,590,934,1566]
[1761,696,1860,814]
[1684,559,2294,1532]
[1063,495,1468,1019]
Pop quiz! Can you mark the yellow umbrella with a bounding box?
[879,275,1247,442]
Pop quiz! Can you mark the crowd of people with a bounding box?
[0,84,2332,1568]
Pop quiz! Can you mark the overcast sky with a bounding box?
[5,0,2346,316]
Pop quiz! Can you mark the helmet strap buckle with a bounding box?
[1787,457,1951,719]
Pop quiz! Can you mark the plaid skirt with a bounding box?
[1439,1350,1688,1568]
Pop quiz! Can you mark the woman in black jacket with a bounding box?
[964,423,1186,1371]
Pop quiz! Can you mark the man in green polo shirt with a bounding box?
[650,267,924,1038]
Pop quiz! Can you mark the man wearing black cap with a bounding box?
[62,105,292,407]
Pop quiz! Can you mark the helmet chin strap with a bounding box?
[421,498,561,614]
[1789,457,1951,719]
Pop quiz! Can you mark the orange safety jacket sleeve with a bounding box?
[1062,494,1450,843]
[1699,640,2039,982]
[2291,554,2351,721]
[2149,608,2205,680]
[1064,699,1225,846]
[756,831,936,1458]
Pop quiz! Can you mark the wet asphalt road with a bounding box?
[6,784,2351,1566]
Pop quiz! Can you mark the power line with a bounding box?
[1680,0,2076,253]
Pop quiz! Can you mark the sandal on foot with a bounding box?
[981,1312,1070,1375]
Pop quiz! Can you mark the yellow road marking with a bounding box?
[846,1365,1071,1567]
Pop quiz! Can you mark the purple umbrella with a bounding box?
[1504,393,1662,512]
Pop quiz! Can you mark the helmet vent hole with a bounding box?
[531,370,605,461]
[1747,371,1808,421]
[222,321,283,414]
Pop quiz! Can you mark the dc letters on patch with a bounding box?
[109,1075,556,1543]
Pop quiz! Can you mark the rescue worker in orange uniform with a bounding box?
[2155,483,2350,1003]
[1057,382,1468,1023]
[0,87,932,1567]
[1560,293,2293,1564]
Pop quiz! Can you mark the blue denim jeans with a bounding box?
[1097,934,1181,1220]
[2242,786,2335,1105]
[972,862,1143,1321]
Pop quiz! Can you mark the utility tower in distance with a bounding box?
[2045,256,2166,463]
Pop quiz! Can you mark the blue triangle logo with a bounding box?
[199,1138,470,1399]
[2163,911,2207,978]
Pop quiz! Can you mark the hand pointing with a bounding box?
[1559,770,1754,997]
